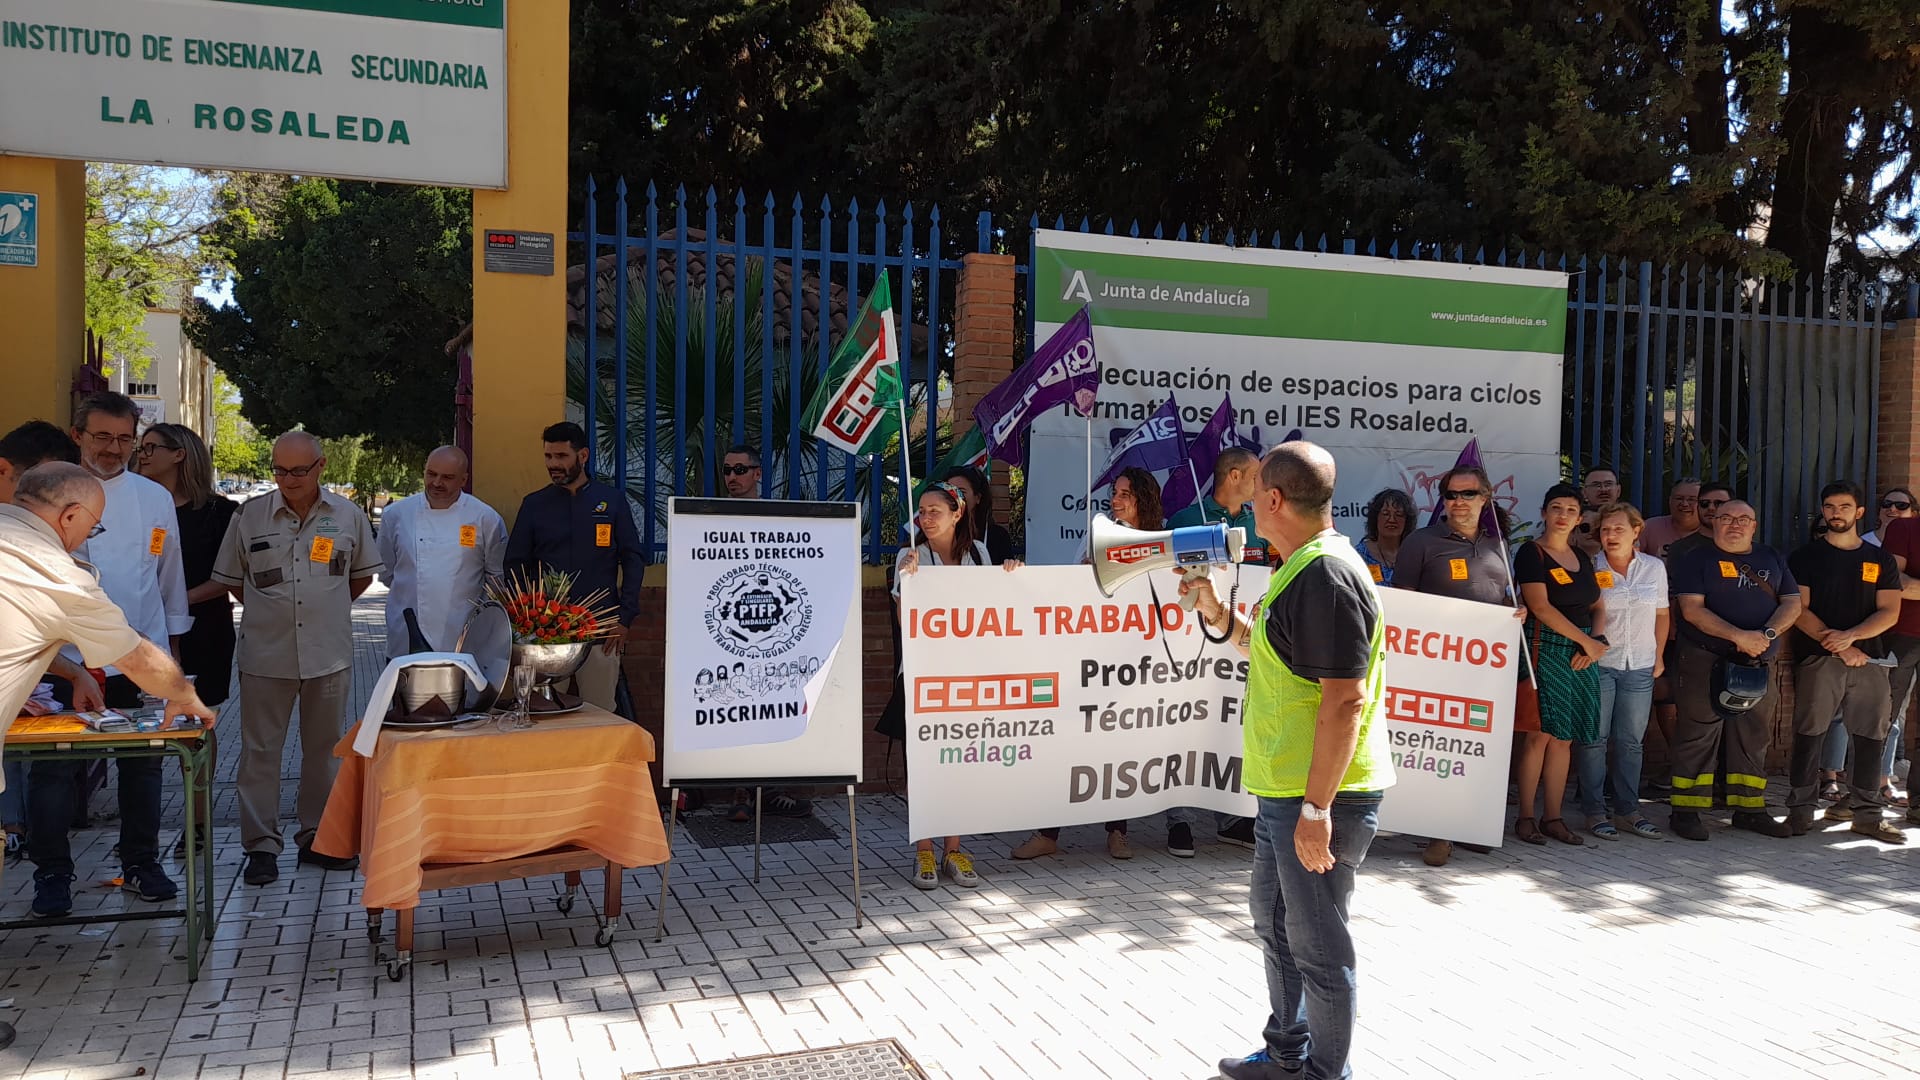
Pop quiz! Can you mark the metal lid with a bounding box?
[455,599,513,707]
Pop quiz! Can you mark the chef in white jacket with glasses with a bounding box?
[378,446,506,658]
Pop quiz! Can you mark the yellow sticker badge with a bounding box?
[1368,563,1384,584]
[309,536,334,563]
[1718,560,1739,579]
[1549,567,1573,586]
[459,524,478,548]
[1864,561,1882,584]
[1448,558,1469,581]
[148,527,166,556]
[1595,570,1615,589]
[595,523,613,547]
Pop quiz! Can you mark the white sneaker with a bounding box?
[942,851,980,888]
[911,850,938,890]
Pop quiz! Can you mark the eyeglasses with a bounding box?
[1440,489,1484,501]
[63,502,106,539]
[1882,499,1913,510]
[81,431,136,450]
[137,442,177,456]
[1718,515,1757,527]
[721,464,758,477]
[270,463,319,478]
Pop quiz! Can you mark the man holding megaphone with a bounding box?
[1174,441,1396,1080]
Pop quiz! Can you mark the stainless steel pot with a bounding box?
[395,662,467,714]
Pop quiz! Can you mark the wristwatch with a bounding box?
[1763,627,1779,641]
[1301,801,1330,822]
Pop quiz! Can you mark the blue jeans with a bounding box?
[1250,793,1382,1080]
[1579,666,1654,818]
[1823,715,1851,773]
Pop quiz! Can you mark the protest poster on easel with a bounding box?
[657,497,865,933]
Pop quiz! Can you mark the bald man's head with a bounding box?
[13,461,106,553]
[423,445,469,508]
[1262,442,1338,517]
[269,431,325,504]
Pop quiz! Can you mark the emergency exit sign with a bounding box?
[482,229,552,275]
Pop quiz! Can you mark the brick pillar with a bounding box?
[951,253,1018,522]
[1878,321,1920,493]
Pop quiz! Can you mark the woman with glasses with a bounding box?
[138,424,238,857]
[1394,465,1526,866]
[1513,484,1606,846]
[1356,488,1415,586]
[1861,486,1916,548]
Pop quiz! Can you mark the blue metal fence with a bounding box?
[575,181,1912,559]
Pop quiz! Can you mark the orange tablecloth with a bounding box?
[313,706,669,910]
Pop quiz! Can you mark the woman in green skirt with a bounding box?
[1513,483,1608,845]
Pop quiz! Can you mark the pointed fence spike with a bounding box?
[930,205,942,224]
[735,189,747,208]
[1129,219,1140,238]
[764,191,776,209]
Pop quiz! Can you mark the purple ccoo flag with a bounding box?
[1092,396,1186,490]
[974,306,1100,465]
[1160,394,1239,514]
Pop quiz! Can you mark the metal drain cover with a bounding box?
[626,1038,928,1080]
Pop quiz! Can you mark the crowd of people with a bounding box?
[0,400,653,914]
[1356,462,1919,852]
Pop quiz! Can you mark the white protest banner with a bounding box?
[665,501,861,756]
[1025,231,1567,564]
[901,564,1258,841]
[902,564,1521,845]
[1373,589,1521,847]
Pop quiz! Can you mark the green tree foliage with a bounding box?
[319,434,422,514]
[185,179,472,453]
[210,371,272,479]
[85,164,224,377]
[566,1,1917,279]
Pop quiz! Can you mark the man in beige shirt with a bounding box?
[212,433,382,886]
[0,464,216,1008]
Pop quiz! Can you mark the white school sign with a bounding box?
[0,0,507,188]
[901,565,1520,846]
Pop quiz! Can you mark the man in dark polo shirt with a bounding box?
[1392,464,1524,866]
[1785,481,1903,842]
[1667,499,1800,841]
[505,422,646,714]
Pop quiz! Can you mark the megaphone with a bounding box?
[1089,514,1245,608]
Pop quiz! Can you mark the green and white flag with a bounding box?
[802,274,903,456]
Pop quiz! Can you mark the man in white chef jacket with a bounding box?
[28,392,192,917]
[379,446,507,659]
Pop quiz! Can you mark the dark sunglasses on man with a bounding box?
[721,464,758,477]
[1439,488,1483,501]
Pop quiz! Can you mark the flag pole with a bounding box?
[896,393,916,528]
[1084,414,1094,537]
[1485,499,1536,682]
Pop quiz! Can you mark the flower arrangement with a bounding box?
[485,569,621,644]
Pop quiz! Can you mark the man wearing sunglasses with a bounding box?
[1662,481,1732,568]
[1667,498,1800,841]
[22,393,193,918]
[720,445,762,498]
[212,431,382,886]
[1,464,217,944]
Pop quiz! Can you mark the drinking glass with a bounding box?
[509,666,537,730]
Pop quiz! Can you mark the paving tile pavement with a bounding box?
[2,583,1917,1079]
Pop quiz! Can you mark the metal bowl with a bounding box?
[510,641,595,682]
[396,662,468,714]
